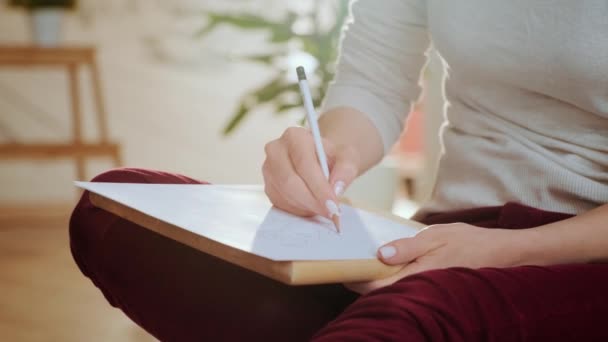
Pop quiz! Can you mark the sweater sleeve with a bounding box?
[322,0,430,153]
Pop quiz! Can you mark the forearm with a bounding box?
[319,107,385,174]
[516,204,608,265]
[317,0,430,173]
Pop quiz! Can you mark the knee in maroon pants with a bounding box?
[314,264,608,342]
[313,268,484,341]
[69,168,204,306]
[69,168,357,341]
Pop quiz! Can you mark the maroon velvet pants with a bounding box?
[70,168,608,341]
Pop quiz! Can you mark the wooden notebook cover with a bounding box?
[89,192,424,285]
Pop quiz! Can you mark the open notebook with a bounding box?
[76,182,423,285]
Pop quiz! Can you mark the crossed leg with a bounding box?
[70,168,608,341]
[70,168,356,342]
[313,263,608,341]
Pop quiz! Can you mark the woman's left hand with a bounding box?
[346,223,531,294]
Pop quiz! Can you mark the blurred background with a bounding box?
[0,0,445,341]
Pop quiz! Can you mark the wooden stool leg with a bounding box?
[90,54,122,168]
[90,58,109,143]
[68,63,86,181]
[112,148,123,168]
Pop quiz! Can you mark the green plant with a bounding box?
[9,0,76,9]
[198,1,349,135]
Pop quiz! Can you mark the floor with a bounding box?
[0,205,156,342]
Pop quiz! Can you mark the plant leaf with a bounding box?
[253,77,298,103]
[276,102,302,113]
[240,54,276,65]
[213,0,351,135]
[222,103,250,135]
[205,13,283,30]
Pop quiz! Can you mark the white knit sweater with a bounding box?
[322,0,608,215]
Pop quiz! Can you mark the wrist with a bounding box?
[507,228,551,266]
[509,223,590,266]
[491,229,538,267]
[319,107,384,172]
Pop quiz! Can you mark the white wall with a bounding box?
[0,1,445,211]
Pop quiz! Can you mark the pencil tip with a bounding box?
[332,215,341,234]
[296,66,307,81]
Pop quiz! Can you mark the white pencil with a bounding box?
[296,66,340,233]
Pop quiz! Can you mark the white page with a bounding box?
[75,182,420,261]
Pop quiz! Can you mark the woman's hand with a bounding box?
[262,126,361,219]
[346,223,530,294]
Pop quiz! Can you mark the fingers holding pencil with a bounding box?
[327,144,361,231]
[262,127,358,229]
[262,66,362,233]
[328,144,360,197]
[262,131,330,219]
[286,129,341,219]
[263,136,326,217]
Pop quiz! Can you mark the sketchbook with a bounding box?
[75,182,424,285]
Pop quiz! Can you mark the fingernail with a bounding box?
[379,246,396,259]
[325,200,341,218]
[334,180,345,196]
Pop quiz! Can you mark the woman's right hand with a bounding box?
[262,126,361,219]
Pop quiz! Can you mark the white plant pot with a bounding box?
[30,9,64,47]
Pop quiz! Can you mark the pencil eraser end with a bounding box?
[296,66,307,81]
